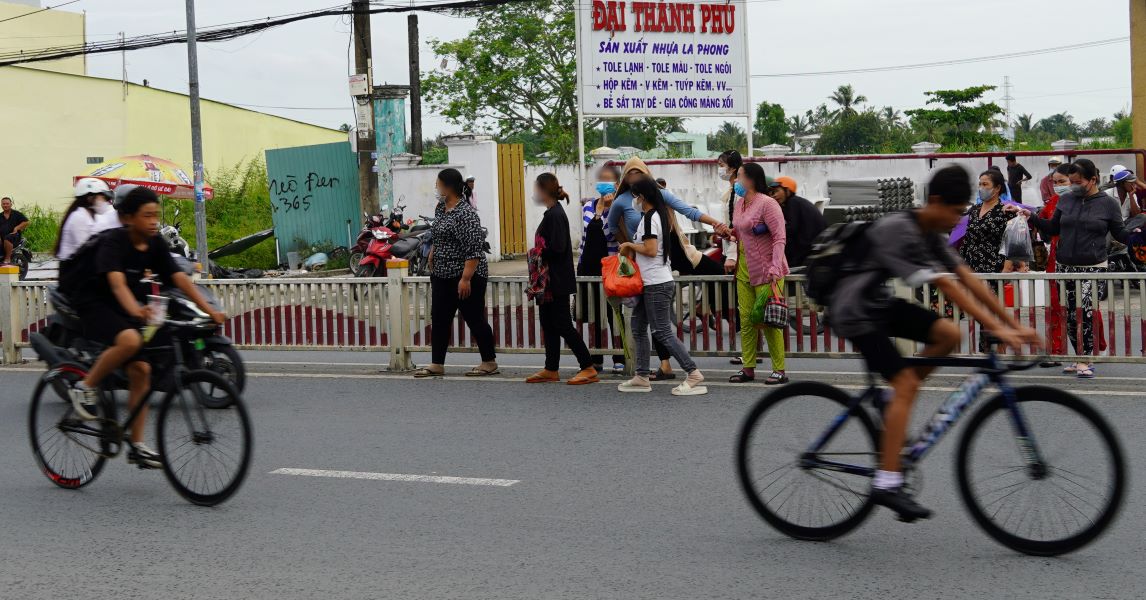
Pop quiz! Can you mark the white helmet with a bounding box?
[1110,165,1127,179]
[74,178,112,199]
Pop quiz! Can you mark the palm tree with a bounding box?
[1113,109,1130,121]
[787,114,810,137]
[880,106,903,129]
[1015,113,1034,135]
[808,104,837,129]
[830,84,868,117]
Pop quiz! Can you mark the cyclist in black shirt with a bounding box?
[68,186,224,469]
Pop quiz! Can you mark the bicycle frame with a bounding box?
[803,353,1048,477]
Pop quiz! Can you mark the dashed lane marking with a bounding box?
[270,467,519,487]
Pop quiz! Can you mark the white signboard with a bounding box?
[576,0,750,117]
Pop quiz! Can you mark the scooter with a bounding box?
[350,203,407,277]
[10,236,31,280]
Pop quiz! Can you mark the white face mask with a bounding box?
[93,200,113,215]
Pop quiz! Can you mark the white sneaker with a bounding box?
[618,376,652,393]
[68,384,100,421]
[127,442,163,469]
[672,370,708,396]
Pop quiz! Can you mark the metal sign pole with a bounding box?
[742,0,754,158]
[184,0,209,273]
[574,0,587,203]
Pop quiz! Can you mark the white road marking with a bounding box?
[270,467,519,487]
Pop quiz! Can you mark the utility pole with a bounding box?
[120,32,126,99]
[1002,75,1014,144]
[353,0,378,216]
[408,13,423,158]
[184,0,209,273]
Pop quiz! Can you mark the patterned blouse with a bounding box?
[430,199,488,279]
[958,201,1008,273]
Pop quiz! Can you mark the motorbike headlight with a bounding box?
[373,230,389,240]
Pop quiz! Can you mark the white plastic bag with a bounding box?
[999,217,1033,262]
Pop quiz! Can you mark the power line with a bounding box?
[0,0,82,25]
[0,0,530,67]
[752,37,1129,78]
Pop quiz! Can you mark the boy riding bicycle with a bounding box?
[67,186,224,469]
[829,164,1042,520]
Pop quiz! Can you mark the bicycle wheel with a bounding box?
[736,382,879,541]
[956,386,1126,556]
[202,344,246,395]
[28,364,108,489]
[156,370,253,506]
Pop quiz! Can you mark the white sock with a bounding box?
[873,470,903,491]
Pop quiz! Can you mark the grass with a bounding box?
[23,206,65,254]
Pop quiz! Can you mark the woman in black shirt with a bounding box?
[959,169,1009,274]
[413,169,498,378]
[527,173,598,384]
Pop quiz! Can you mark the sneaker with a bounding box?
[672,370,708,396]
[871,487,932,522]
[68,384,100,421]
[612,363,625,375]
[618,376,652,393]
[127,442,163,470]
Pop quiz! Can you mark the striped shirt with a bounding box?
[579,199,619,259]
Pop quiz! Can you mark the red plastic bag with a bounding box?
[601,255,643,298]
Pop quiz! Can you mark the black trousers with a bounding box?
[430,275,496,364]
[539,293,594,371]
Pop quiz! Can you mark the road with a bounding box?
[0,352,1143,599]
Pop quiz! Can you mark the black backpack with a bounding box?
[804,221,873,306]
[58,228,119,295]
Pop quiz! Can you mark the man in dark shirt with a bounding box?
[0,196,29,264]
[1005,154,1033,202]
[767,177,827,268]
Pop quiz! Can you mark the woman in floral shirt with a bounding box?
[413,168,498,378]
[959,170,1009,274]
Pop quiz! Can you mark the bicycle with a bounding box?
[735,347,1126,556]
[28,314,253,507]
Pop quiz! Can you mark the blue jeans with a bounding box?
[631,281,697,377]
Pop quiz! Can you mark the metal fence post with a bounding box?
[892,278,917,357]
[0,266,20,364]
[385,260,415,372]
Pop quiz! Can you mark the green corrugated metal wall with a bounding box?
[266,141,359,260]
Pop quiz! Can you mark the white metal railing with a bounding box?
[2,267,1144,366]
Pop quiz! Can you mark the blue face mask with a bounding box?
[733,182,746,198]
[595,181,616,196]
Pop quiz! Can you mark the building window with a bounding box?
[86,157,104,164]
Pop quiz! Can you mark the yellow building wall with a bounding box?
[0,67,344,209]
[1132,0,1146,174]
[0,0,85,76]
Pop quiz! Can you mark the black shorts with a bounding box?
[849,299,940,381]
[4,233,20,246]
[78,302,142,346]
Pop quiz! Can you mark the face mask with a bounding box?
[93,200,113,215]
[1069,184,1088,197]
[1053,185,1070,197]
[434,189,444,203]
[978,188,996,202]
[717,167,729,180]
[733,182,746,198]
[595,182,616,196]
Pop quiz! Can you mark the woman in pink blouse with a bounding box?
[729,162,790,384]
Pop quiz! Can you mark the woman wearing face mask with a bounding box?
[578,165,625,374]
[56,178,120,260]
[958,170,1010,275]
[1016,158,1139,378]
[1037,163,1074,364]
[414,168,498,378]
[527,173,599,385]
[728,163,789,385]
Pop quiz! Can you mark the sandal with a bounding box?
[567,368,600,385]
[764,371,789,385]
[1039,361,1063,368]
[413,367,445,378]
[526,370,560,383]
[465,364,500,377]
[729,357,743,365]
[728,370,755,383]
[649,369,676,381]
[1062,363,1078,374]
[1076,365,1096,379]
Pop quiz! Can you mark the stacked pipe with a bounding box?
[824,177,917,225]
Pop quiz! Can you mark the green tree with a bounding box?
[814,110,888,154]
[423,0,668,162]
[708,121,747,155]
[753,101,788,146]
[599,118,684,151]
[1034,113,1079,140]
[1082,118,1111,137]
[905,85,1004,149]
[1015,113,1033,135]
[829,84,868,117]
[787,114,811,138]
[1112,115,1133,146]
[807,104,836,130]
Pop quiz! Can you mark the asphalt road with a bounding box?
[0,353,1143,599]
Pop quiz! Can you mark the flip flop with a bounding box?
[1076,366,1096,379]
[764,371,789,385]
[649,369,676,381]
[413,367,444,378]
[465,366,500,377]
[728,370,755,383]
[1062,363,1078,374]
[729,357,743,365]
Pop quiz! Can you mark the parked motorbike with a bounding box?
[352,202,434,277]
[40,278,246,394]
[11,236,31,280]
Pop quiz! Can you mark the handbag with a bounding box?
[601,255,643,298]
[751,281,789,329]
[525,234,552,304]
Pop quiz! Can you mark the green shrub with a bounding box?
[22,206,64,253]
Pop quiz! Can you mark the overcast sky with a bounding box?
[42,0,1136,137]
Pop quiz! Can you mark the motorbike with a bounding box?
[11,236,31,280]
[39,273,246,394]
[352,202,434,277]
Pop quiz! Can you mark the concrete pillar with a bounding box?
[912,141,941,155]
[373,85,410,211]
[1132,0,1146,174]
[589,146,621,172]
[760,144,790,157]
[444,133,502,262]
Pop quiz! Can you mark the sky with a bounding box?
[11,0,1135,138]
